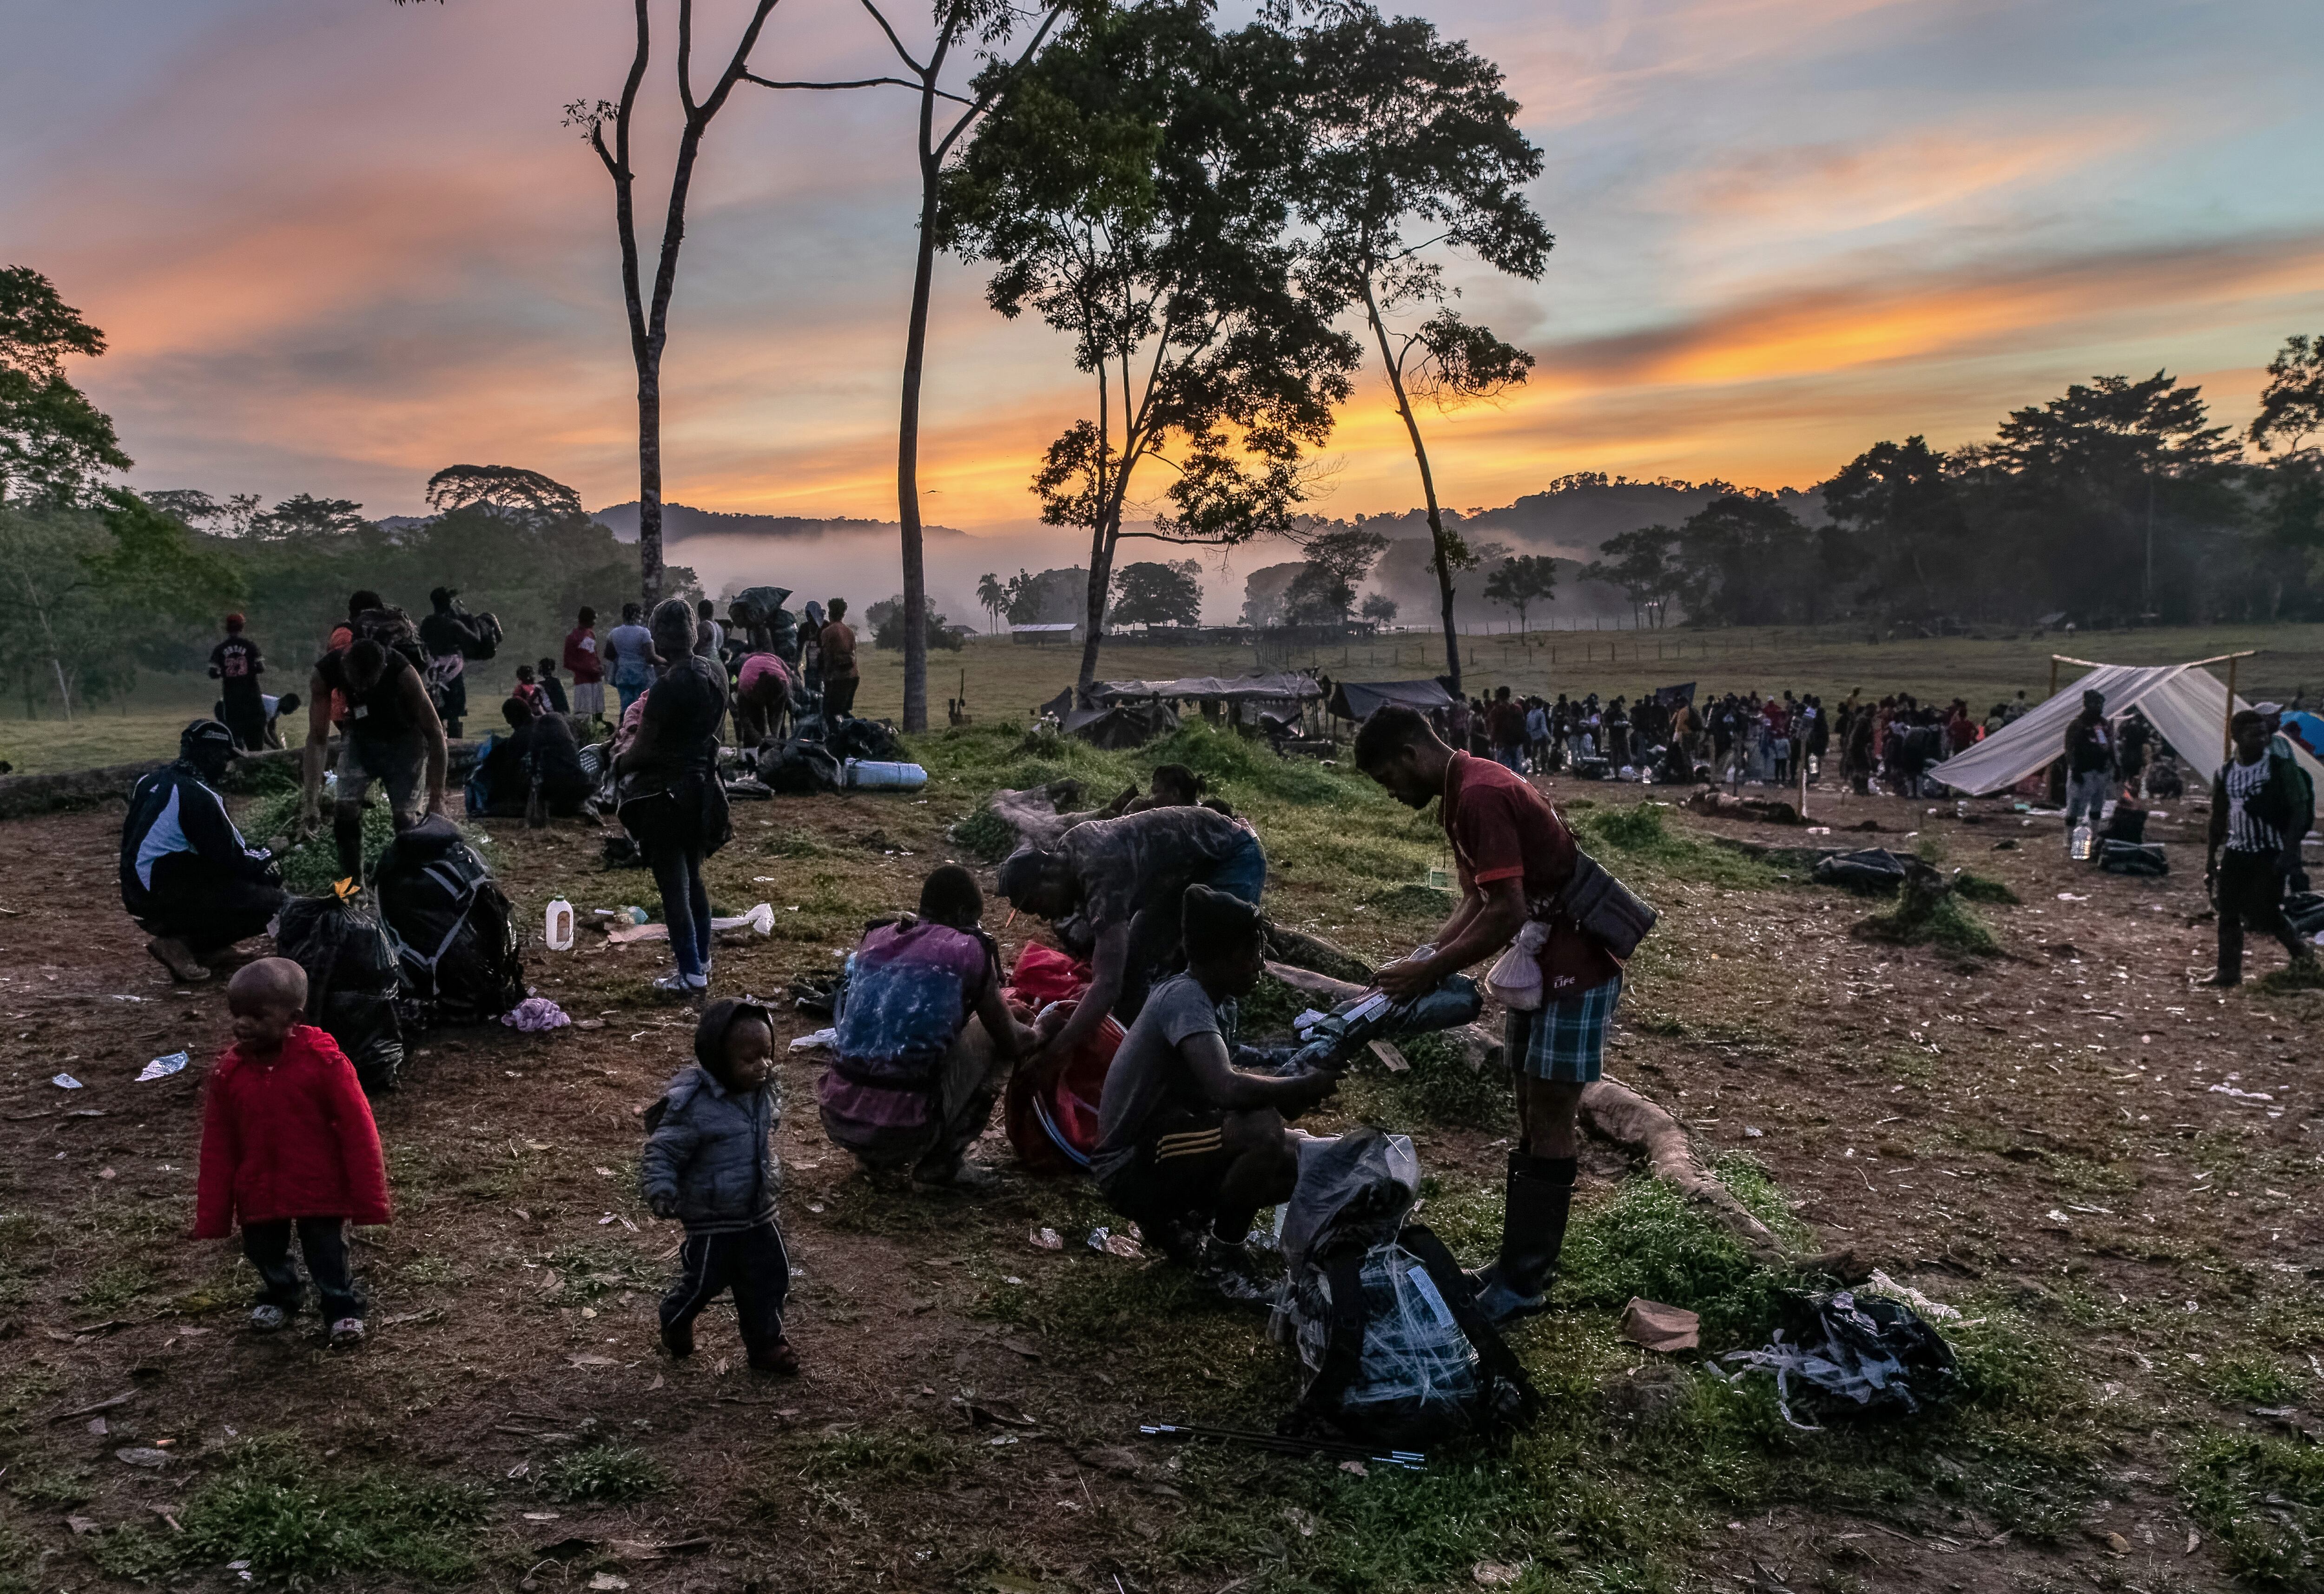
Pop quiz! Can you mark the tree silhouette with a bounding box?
[1483,552,1556,636]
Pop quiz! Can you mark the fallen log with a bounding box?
[1580,1077,1786,1260]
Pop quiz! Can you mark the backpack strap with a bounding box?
[1401,1224,1538,1427]
[1285,1249,1372,1437]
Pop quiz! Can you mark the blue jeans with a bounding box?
[651,845,713,979]
[616,675,651,719]
[1208,832,1268,905]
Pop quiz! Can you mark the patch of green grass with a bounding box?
[538,1442,668,1504]
[2181,1429,2324,1588]
[1571,802,1783,889]
[947,805,1020,861]
[70,1261,158,1316]
[805,1427,963,1482]
[1558,1176,1797,1345]
[1853,890,2001,956]
[1952,871,2020,904]
[238,788,493,896]
[546,1242,657,1303]
[1234,972,1310,1036]
[1709,1152,1814,1250]
[7,1458,95,1507]
[2203,1354,2306,1406]
[1340,1032,1512,1132]
[125,1435,493,1584]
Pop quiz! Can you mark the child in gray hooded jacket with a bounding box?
[640,998,795,1373]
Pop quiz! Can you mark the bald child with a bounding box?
[194,958,391,1344]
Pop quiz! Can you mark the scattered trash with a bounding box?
[1861,1269,1975,1324]
[1087,1227,1143,1259]
[52,1073,82,1090]
[115,1447,172,1468]
[501,997,572,1033]
[1621,1298,1700,1353]
[2208,1083,2273,1102]
[1743,1126,1764,1139]
[607,904,775,946]
[136,1052,189,1083]
[66,1515,101,1536]
[788,1028,838,1052]
[544,898,574,951]
[587,1576,628,1593]
[2056,892,2089,902]
[1029,1228,1063,1250]
[1473,1563,1524,1587]
[1804,825,1831,835]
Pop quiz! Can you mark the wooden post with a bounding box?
[2223,655,2240,760]
[2047,658,2059,700]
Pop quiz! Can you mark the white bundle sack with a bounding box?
[1485,920,1552,1010]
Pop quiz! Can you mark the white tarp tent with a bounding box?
[1934,659,2324,797]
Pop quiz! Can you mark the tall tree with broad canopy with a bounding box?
[0,266,131,509]
[2248,335,2324,581]
[1110,558,1202,625]
[1292,5,1548,692]
[749,0,1072,733]
[1819,436,1965,621]
[561,0,783,610]
[1585,526,1680,627]
[1482,550,1556,635]
[940,0,1358,694]
[425,463,588,524]
[1282,526,1386,624]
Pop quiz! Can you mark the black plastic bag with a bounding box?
[1715,1289,1961,1429]
[1813,848,1912,893]
[275,886,405,1094]
[2099,840,2168,876]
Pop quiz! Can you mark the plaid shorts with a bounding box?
[1506,977,1623,1084]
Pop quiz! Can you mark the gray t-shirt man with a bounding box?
[1089,972,1224,1186]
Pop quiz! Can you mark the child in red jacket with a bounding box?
[194,958,390,1344]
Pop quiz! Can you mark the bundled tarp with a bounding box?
[1327,679,1455,721]
[1934,660,2324,796]
[274,883,405,1094]
[732,585,800,664]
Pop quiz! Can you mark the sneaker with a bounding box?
[1193,1234,1274,1305]
[651,971,702,997]
[913,1157,1001,1193]
[660,1320,695,1359]
[328,1316,365,1346]
[747,1338,800,1376]
[249,1303,289,1333]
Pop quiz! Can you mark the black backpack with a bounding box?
[274,886,406,1094]
[372,816,526,1022]
[1272,1129,1536,1448]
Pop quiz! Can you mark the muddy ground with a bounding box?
[0,754,2317,1594]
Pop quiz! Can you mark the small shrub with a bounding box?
[1953,872,2019,904]
[2204,1354,2305,1407]
[7,1459,95,1507]
[2181,1430,2324,1588]
[169,1437,489,1584]
[948,805,1019,861]
[1559,1176,1797,1343]
[539,1442,668,1504]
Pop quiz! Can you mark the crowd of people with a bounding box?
[113,600,2317,1383]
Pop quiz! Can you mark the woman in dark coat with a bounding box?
[617,599,733,995]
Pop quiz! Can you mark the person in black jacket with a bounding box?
[121,721,286,982]
[617,600,731,995]
[470,699,592,818]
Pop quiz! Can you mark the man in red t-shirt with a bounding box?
[1354,704,1627,1325]
[563,606,606,724]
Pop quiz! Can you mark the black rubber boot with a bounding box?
[1467,1152,1576,1326]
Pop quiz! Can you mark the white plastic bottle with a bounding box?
[2070,823,2093,861]
[544,898,574,951]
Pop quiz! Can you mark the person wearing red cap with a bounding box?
[209,614,267,752]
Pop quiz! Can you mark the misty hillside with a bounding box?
[1300,473,1828,562]
[591,502,970,545]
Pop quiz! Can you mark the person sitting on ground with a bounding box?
[121,720,288,983]
[819,866,1040,1191]
[996,804,1267,1065]
[535,657,569,716]
[1089,886,1337,1299]
[470,697,592,819]
[297,620,451,884]
[193,959,390,1345]
[2205,708,2317,987]
[209,612,267,751]
[640,998,797,1375]
[730,649,795,749]
[1355,704,1628,1327]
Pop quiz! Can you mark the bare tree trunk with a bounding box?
[1074,368,1114,698]
[1362,276,1459,692]
[896,145,939,733]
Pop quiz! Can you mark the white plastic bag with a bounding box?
[1485,920,1551,1011]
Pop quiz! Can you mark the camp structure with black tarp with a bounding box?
[1934,651,2324,796]
[1326,679,1455,723]
[1039,672,1323,747]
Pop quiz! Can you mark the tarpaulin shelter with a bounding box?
[1933,654,2324,796]
[1092,672,1322,705]
[1327,678,1455,721]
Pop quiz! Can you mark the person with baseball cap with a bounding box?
[119,721,287,982]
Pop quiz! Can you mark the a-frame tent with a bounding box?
[1934,654,2324,797]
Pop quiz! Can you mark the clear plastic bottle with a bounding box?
[2070,823,2094,860]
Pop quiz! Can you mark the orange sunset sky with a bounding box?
[5,0,2323,533]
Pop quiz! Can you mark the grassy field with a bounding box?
[13,621,2319,777]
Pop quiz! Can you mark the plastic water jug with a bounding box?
[844,759,928,791]
[544,898,574,951]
